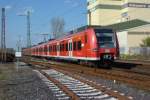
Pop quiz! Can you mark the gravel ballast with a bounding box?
[0,62,56,100]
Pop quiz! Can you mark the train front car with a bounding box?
[94,28,119,67]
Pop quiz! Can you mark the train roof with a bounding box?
[67,25,112,34]
[24,25,114,49]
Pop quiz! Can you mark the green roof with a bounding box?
[103,19,150,31]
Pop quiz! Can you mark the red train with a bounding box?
[23,26,119,67]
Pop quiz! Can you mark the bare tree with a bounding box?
[50,17,65,39]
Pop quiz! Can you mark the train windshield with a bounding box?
[95,29,116,48]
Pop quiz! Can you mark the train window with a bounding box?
[54,45,56,52]
[60,44,61,52]
[61,44,63,51]
[77,41,81,50]
[62,44,64,51]
[64,44,66,51]
[66,43,68,51]
[95,29,115,48]
[41,48,43,52]
[49,46,50,52]
[53,46,54,52]
[36,48,38,53]
[50,46,52,52]
[55,45,60,51]
[85,35,87,43]
[73,42,76,51]
[60,44,63,52]
[44,46,47,52]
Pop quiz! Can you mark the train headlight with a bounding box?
[105,49,110,53]
[103,54,112,60]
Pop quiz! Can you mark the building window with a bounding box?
[121,12,128,17]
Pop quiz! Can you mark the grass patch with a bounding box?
[0,70,7,80]
[0,74,7,80]
[120,54,150,60]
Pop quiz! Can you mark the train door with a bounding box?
[57,43,60,56]
[68,39,73,57]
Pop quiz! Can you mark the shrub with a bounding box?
[141,37,150,47]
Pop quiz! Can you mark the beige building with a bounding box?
[106,19,150,54]
[87,0,150,54]
[87,0,150,25]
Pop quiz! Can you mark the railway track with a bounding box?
[112,67,150,77]
[33,68,131,100]
[22,57,150,100]
[25,58,150,92]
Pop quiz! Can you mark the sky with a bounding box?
[0,0,87,49]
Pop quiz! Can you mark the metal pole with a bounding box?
[1,8,6,63]
[1,8,6,48]
[27,11,31,48]
[16,37,22,71]
[16,57,19,71]
[88,11,91,26]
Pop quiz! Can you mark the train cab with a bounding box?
[93,28,119,66]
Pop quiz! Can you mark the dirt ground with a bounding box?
[0,62,56,100]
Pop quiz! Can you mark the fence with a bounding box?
[119,47,150,60]
[0,48,15,62]
[129,47,150,56]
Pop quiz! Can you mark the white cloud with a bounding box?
[72,3,79,7]
[24,7,34,14]
[17,7,34,16]
[5,5,12,10]
[64,0,79,8]
[64,0,72,4]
